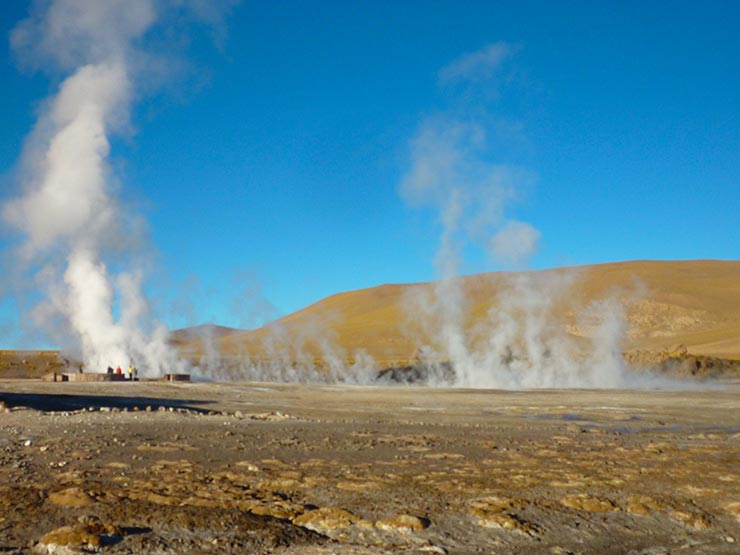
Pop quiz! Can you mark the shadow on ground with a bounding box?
[0,392,214,413]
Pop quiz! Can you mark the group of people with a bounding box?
[106,364,139,380]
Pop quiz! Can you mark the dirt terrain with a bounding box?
[1,379,739,554]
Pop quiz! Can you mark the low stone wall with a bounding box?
[43,372,191,383]
[43,372,129,382]
[164,373,191,382]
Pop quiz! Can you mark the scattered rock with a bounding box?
[627,547,670,555]
[105,462,130,470]
[234,461,260,472]
[245,500,303,520]
[469,496,513,513]
[249,411,292,421]
[47,487,95,508]
[550,547,575,555]
[422,453,464,460]
[474,511,534,534]
[143,492,180,506]
[375,514,430,532]
[560,494,617,513]
[625,495,663,515]
[723,501,740,521]
[293,507,371,533]
[35,520,122,554]
[670,509,711,529]
[336,480,380,492]
[418,543,447,554]
[469,497,534,535]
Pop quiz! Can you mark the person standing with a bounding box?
[127,365,134,381]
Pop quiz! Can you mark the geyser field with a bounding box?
[2,1,739,554]
[2,259,740,554]
[1,380,740,554]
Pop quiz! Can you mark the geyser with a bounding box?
[2,0,233,376]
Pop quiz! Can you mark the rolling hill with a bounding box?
[174,260,740,370]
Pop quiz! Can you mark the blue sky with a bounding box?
[1,1,739,342]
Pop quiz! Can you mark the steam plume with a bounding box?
[401,43,631,388]
[3,0,234,374]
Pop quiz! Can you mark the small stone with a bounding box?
[337,481,380,492]
[561,494,617,513]
[375,514,430,532]
[631,548,669,555]
[293,507,371,533]
[77,515,101,525]
[24,440,32,447]
[418,544,447,554]
[468,497,535,535]
[36,525,102,552]
[726,536,735,543]
[626,495,663,515]
[723,501,740,519]
[48,487,95,508]
[670,509,711,529]
[106,462,130,469]
[235,461,260,472]
[36,520,122,553]
[247,501,302,520]
[474,511,534,534]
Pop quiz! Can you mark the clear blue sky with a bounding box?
[1,1,739,340]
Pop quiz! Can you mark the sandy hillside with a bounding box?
[175,260,740,366]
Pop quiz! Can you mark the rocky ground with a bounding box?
[1,379,739,554]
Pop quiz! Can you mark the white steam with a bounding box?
[5,62,131,260]
[490,220,541,267]
[400,43,634,388]
[3,0,233,374]
[438,42,513,85]
[403,272,632,388]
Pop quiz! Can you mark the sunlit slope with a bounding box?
[180,260,740,363]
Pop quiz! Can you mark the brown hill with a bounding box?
[176,260,740,368]
[169,324,241,347]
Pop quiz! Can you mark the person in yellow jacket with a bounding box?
[127,365,134,380]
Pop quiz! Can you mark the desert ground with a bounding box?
[1,378,740,554]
